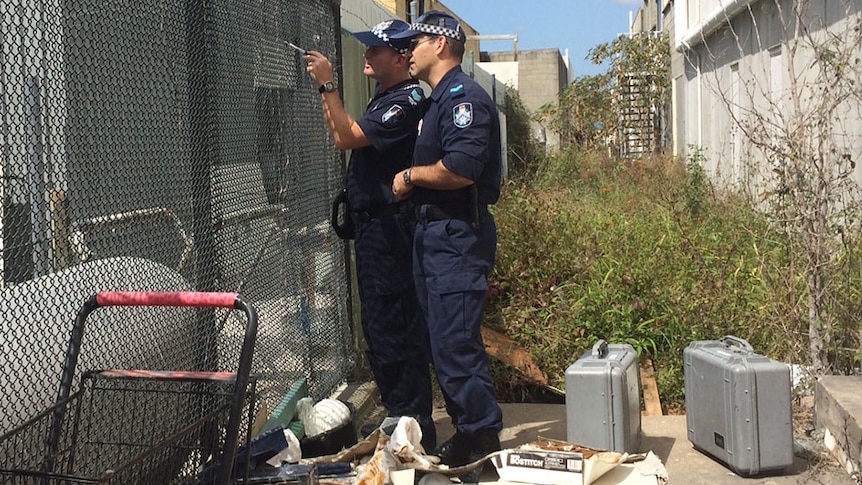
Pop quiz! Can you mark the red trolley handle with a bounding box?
[48,292,258,485]
[96,291,240,308]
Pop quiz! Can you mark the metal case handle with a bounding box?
[719,335,754,353]
[591,339,610,359]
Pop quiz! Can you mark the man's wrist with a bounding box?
[318,80,337,93]
[403,168,412,185]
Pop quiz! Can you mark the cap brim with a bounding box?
[352,31,388,47]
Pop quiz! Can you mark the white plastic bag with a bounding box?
[296,397,351,438]
[265,428,302,466]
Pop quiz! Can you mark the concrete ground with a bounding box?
[339,381,856,485]
[447,403,855,485]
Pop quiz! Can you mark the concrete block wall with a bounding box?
[486,49,567,151]
[815,376,862,477]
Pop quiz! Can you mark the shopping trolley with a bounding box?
[0,291,259,484]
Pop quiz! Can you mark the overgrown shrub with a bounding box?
[488,148,862,409]
[503,87,543,181]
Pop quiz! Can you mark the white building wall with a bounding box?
[340,0,392,32]
[476,61,518,88]
[673,0,862,192]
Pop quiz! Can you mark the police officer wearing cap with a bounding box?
[303,20,436,451]
[390,10,504,471]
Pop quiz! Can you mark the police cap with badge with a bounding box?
[353,19,412,53]
[389,10,467,45]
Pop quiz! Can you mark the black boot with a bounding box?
[433,429,502,483]
[470,430,502,458]
[433,430,502,465]
[360,415,400,438]
[433,432,472,467]
[420,431,437,456]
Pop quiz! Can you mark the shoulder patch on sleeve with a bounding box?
[449,83,466,98]
[382,104,405,127]
[407,88,423,106]
[453,102,473,128]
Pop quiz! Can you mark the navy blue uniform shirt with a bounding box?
[348,79,425,211]
[411,66,502,206]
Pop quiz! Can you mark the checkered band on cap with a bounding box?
[372,21,394,42]
[371,20,409,53]
[409,20,465,43]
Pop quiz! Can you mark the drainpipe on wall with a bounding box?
[410,0,419,23]
[697,51,703,148]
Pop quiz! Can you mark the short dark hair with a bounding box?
[448,37,465,60]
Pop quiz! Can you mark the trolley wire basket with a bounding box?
[0,292,259,485]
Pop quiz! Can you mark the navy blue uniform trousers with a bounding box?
[413,206,503,435]
[354,212,436,446]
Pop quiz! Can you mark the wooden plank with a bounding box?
[640,358,663,416]
[49,189,70,271]
[251,402,269,437]
[481,326,548,387]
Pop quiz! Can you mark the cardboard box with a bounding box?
[491,449,624,485]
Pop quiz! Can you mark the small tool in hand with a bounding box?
[284,41,308,55]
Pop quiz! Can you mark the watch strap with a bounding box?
[318,81,336,93]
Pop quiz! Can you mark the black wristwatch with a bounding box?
[403,168,412,185]
[318,81,337,93]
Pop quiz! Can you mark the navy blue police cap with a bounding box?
[389,10,467,45]
[353,19,411,54]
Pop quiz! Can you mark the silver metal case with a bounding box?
[684,335,793,476]
[565,340,642,453]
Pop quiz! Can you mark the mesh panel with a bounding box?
[0,0,352,443]
[0,373,253,484]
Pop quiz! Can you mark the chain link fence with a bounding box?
[1,0,352,436]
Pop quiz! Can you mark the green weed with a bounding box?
[488,148,862,409]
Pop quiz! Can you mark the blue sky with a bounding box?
[440,0,644,78]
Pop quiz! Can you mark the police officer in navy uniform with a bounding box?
[390,11,504,472]
[303,19,436,451]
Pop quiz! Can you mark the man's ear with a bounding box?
[434,36,448,56]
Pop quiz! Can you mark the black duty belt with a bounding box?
[352,203,409,223]
[417,203,485,222]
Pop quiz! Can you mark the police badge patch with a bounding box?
[453,102,472,128]
[382,104,405,126]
